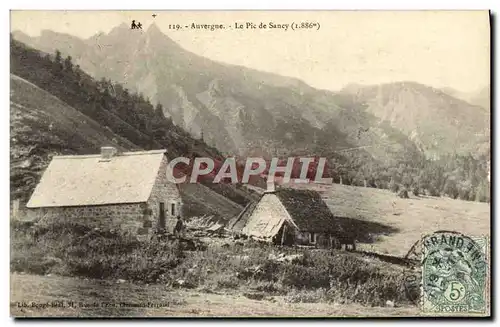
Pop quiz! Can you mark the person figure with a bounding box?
[137,22,143,29]
[131,20,138,29]
[174,216,184,238]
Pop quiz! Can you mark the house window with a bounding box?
[309,232,317,244]
[171,203,175,216]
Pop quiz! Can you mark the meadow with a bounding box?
[295,183,490,256]
[10,184,490,317]
[11,219,419,317]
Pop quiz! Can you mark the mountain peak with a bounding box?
[11,30,31,43]
[147,22,162,34]
[107,23,131,36]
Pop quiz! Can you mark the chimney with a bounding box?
[265,179,275,193]
[100,146,117,161]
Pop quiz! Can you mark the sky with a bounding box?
[10,10,490,93]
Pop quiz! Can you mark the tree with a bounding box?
[443,178,459,199]
[155,103,164,115]
[402,173,413,189]
[55,50,62,64]
[74,64,82,82]
[53,50,63,76]
[151,103,168,140]
[389,178,399,193]
[457,180,473,201]
[64,55,73,71]
[475,180,490,203]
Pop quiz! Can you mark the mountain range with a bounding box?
[12,24,489,162]
[10,38,262,221]
[441,86,490,111]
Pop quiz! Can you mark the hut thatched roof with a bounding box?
[227,201,258,232]
[233,187,343,237]
[274,188,343,234]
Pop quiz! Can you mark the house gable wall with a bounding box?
[242,194,292,240]
[146,155,182,232]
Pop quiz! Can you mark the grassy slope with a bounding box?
[10,74,139,152]
[179,183,243,222]
[293,183,490,256]
[10,74,140,201]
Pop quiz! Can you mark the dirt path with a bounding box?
[10,273,419,318]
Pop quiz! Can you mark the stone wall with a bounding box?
[146,155,182,232]
[28,203,146,234]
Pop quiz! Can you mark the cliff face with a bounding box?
[340,82,490,157]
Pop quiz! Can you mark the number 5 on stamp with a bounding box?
[444,281,466,302]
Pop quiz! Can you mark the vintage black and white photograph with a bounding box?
[9,10,491,317]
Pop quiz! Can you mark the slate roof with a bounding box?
[27,150,166,208]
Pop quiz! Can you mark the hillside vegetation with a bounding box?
[10,74,139,201]
[10,39,256,217]
[10,38,220,160]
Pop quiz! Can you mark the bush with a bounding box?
[11,251,58,275]
[11,221,184,283]
[285,288,327,303]
[398,189,409,199]
[282,264,330,289]
[252,281,284,294]
[389,180,399,193]
[63,238,183,283]
[215,274,240,289]
[428,186,440,197]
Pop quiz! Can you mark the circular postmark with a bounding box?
[403,230,488,314]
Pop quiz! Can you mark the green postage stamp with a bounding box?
[421,231,489,314]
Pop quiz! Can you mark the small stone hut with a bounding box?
[26,147,182,235]
[228,184,344,247]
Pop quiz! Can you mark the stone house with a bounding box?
[26,147,182,235]
[228,183,346,248]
